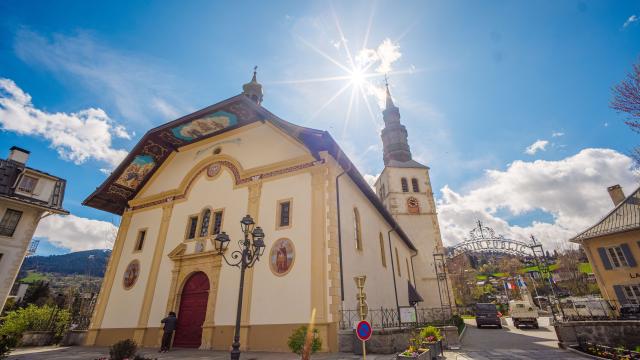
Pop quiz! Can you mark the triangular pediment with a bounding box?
[83,95,271,214]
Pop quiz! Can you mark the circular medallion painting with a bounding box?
[207,163,221,178]
[123,260,140,289]
[269,238,295,276]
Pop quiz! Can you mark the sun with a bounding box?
[350,67,366,86]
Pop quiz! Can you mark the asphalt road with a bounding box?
[447,318,586,360]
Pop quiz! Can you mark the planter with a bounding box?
[20,331,54,346]
[421,341,442,360]
[397,349,430,359]
[61,330,87,346]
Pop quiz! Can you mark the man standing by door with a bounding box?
[160,311,177,353]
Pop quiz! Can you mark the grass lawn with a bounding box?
[20,271,48,283]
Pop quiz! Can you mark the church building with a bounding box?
[83,72,450,351]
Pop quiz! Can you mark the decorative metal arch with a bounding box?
[450,220,536,257]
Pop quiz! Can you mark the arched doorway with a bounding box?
[173,271,209,348]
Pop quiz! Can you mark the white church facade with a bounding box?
[83,73,451,351]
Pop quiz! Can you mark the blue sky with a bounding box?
[1,1,639,254]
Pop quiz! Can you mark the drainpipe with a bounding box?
[336,162,351,301]
[388,228,401,325]
[410,250,417,288]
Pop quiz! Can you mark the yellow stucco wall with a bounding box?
[338,173,414,311]
[581,230,640,304]
[101,206,162,328]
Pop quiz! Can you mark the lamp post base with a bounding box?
[230,339,241,360]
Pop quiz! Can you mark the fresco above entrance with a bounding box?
[115,155,156,190]
[171,110,238,141]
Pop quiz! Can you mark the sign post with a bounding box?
[354,276,369,359]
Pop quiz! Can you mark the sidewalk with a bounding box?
[8,346,453,360]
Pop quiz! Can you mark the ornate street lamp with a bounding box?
[211,214,266,360]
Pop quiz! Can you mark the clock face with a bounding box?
[408,197,419,208]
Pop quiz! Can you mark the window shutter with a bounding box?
[613,285,628,305]
[597,247,613,270]
[620,243,637,267]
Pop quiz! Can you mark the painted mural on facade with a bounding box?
[269,238,295,276]
[115,155,156,190]
[171,111,238,141]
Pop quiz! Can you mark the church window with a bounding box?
[0,209,22,237]
[354,208,362,251]
[199,209,211,237]
[135,230,146,251]
[379,232,386,268]
[277,199,292,229]
[380,184,386,199]
[395,247,401,277]
[411,178,420,192]
[401,178,409,192]
[407,197,420,214]
[186,216,198,240]
[212,210,224,234]
[18,175,38,193]
[406,258,411,283]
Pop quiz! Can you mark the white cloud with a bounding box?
[363,173,380,189]
[524,139,549,155]
[356,38,402,75]
[0,78,129,167]
[552,132,564,137]
[13,29,188,124]
[34,214,118,252]
[437,148,639,250]
[623,15,638,28]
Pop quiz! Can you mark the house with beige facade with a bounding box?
[0,146,68,311]
[570,184,640,307]
[83,73,451,351]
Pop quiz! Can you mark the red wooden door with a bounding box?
[173,272,209,348]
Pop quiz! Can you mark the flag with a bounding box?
[516,276,527,289]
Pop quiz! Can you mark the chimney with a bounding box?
[607,184,625,207]
[8,146,30,164]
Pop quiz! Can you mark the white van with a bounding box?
[509,300,539,328]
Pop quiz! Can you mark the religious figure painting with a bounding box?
[269,238,295,276]
[123,260,140,289]
[171,111,238,141]
[115,155,155,190]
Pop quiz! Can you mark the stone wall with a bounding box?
[338,326,460,354]
[554,321,640,349]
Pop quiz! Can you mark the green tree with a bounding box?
[0,304,70,343]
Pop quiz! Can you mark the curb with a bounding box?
[565,345,606,359]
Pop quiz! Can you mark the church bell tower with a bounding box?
[374,80,453,309]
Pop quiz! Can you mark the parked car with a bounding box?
[620,304,640,320]
[509,300,539,329]
[475,303,502,329]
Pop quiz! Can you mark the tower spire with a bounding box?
[380,77,412,165]
[384,74,395,109]
[242,66,263,105]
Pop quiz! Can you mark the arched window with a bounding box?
[379,232,386,267]
[406,258,411,283]
[199,209,211,237]
[354,208,362,251]
[411,178,420,192]
[401,178,409,192]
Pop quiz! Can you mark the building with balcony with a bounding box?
[0,146,69,310]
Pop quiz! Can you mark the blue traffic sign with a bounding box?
[356,320,372,341]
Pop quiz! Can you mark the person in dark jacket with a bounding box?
[160,312,177,353]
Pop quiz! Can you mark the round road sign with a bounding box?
[356,320,372,341]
